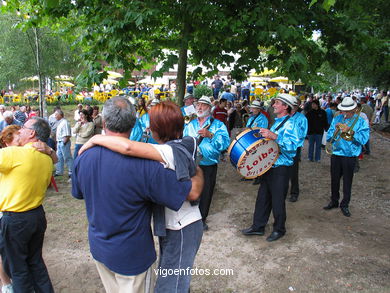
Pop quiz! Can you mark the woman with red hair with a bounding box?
[80,101,204,292]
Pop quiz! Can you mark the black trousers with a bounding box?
[330,155,356,208]
[289,147,301,197]
[199,164,218,222]
[252,166,290,234]
[0,206,54,293]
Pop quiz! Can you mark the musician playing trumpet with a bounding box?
[184,96,230,230]
[324,96,369,217]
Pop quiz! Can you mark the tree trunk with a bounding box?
[176,21,191,107]
[34,27,48,118]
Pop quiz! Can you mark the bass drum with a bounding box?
[227,127,279,179]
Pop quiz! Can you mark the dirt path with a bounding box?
[43,130,390,292]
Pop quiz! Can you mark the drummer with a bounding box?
[246,100,269,185]
[242,94,301,242]
[184,96,230,231]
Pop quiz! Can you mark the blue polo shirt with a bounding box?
[71,146,191,276]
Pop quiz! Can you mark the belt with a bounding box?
[2,205,43,215]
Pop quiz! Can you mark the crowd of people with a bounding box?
[0,78,387,292]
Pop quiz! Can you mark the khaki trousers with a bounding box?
[95,260,154,293]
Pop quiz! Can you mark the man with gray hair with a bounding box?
[0,117,54,292]
[0,111,22,132]
[0,105,5,121]
[54,109,73,178]
[72,97,196,292]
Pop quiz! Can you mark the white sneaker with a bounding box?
[2,284,13,293]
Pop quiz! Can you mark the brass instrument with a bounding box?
[325,108,362,155]
[184,114,197,124]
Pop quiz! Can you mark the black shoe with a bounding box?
[341,207,351,217]
[53,173,62,177]
[252,177,261,185]
[289,196,298,202]
[266,231,285,242]
[241,227,265,236]
[323,202,339,210]
[203,222,209,231]
[240,177,253,182]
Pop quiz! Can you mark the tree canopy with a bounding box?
[0,13,82,91]
[1,0,389,102]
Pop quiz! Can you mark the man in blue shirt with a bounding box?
[220,88,235,103]
[324,97,369,217]
[242,94,301,242]
[72,97,197,292]
[0,111,22,132]
[211,75,224,100]
[184,96,230,230]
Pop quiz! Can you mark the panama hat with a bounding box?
[150,99,160,106]
[249,100,262,109]
[184,93,194,100]
[198,96,212,107]
[274,93,297,108]
[338,96,357,111]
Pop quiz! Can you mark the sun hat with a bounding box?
[338,96,357,111]
[274,93,298,108]
[198,96,212,107]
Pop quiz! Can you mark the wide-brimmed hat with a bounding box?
[274,93,297,108]
[198,96,212,107]
[249,100,262,109]
[338,96,357,111]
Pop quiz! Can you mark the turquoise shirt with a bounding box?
[290,112,308,147]
[129,113,157,144]
[183,116,230,166]
[271,115,301,167]
[326,113,369,157]
[246,113,268,129]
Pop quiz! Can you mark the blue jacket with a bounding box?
[271,115,301,167]
[184,116,230,166]
[129,113,157,144]
[290,112,308,148]
[246,113,268,129]
[326,113,369,157]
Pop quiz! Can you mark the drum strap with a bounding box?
[197,117,214,146]
[248,114,260,128]
[274,116,290,132]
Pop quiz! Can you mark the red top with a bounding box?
[212,106,228,124]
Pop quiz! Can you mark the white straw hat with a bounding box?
[338,96,357,111]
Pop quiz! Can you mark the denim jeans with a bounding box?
[155,220,203,293]
[308,134,323,162]
[0,206,54,293]
[73,143,83,160]
[56,140,73,175]
[383,105,389,122]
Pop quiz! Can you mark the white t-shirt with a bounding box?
[152,144,202,230]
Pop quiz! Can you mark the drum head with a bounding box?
[237,139,279,179]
